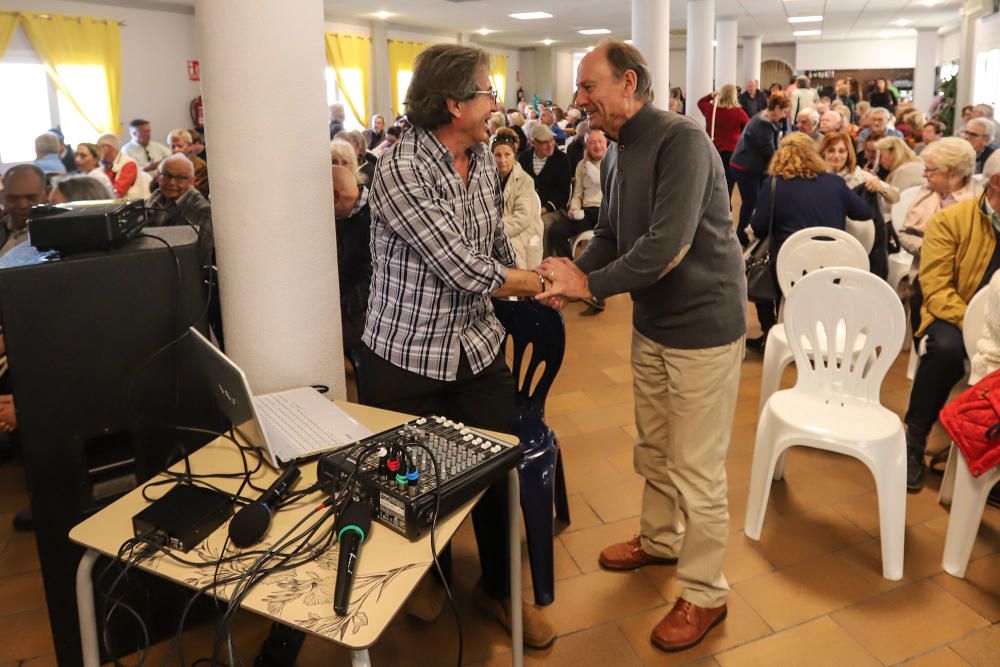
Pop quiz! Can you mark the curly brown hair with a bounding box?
[768,133,829,180]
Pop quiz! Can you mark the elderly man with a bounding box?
[904,151,1000,490]
[539,40,745,652]
[167,129,210,198]
[122,118,170,173]
[539,106,567,145]
[795,108,823,145]
[145,154,213,261]
[328,102,346,139]
[858,107,903,144]
[1,165,47,258]
[361,43,556,649]
[819,110,843,135]
[548,129,607,260]
[32,133,67,176]
[331,165,371,352]
[96,134,141,199]
[963,118,997,175]
[517,123,571,257]
[739,79,768,118]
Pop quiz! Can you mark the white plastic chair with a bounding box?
[570,230,594,258]
[845,218,875,254]
[746,267,908,580]
[887,186,921,293]
[936,290,1000,578]
[758,228,870,415]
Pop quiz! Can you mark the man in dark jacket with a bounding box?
[331,165,371,352]
[518,123,570,256]
[738,80,768,119]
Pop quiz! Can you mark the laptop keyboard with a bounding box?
[255,393,335,456]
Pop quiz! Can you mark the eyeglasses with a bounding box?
[474,89,498,103]
[924,167,939,175]
[161,171,193,181]
[963,130,985,139]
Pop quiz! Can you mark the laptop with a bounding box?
[187,327,371,468]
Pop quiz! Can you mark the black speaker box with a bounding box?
[0,227,222,665]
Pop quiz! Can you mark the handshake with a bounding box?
[531,256,593,311]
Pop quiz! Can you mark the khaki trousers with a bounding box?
[631,329,744,608]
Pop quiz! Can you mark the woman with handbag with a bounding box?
[744,133,872,350]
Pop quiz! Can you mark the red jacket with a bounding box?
[697,94,750,152]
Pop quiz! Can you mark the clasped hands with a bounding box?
[532,256,591,310]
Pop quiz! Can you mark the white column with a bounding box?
[714,19,738,89]
[195,0,346,397]
[955,9,977,128]
[631,0,670,110]
[371,21,391,120]
[913,28,938,113]
[742,35,762,89]
[686,0,715,126]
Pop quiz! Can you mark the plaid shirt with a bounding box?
[363,127,517,381]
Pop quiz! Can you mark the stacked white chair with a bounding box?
[570,230,595,258]
[758,228,870,416]
[746,267,908,580]
[937,289,1000,578]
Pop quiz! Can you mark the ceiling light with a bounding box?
[578,28,611,35]
[510,12,553,20]
[793,29,822,36]
[918,0,939,5]
[540,38,556,45]
[624,39,633,44]
[478,28,494,35]
[372,10,394,20]
[891,19,913,26]
[788,16,823,23]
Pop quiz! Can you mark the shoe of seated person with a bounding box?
[906,449,925,493]
[472,582,556,650]
[746,335,766,352]
[404,572,446,622]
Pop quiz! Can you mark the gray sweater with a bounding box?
[576,103,747,349]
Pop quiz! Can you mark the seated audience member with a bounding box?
[517,123,571,256]
[97,133,149,200]
[860,134,887,177]
[487,111,506,136]
[1,165,47,259]
[369,126,401,159]
[904,151,1000,491]
[145,154,213,262]
[917,120,946,155]
[565,119,589,175]
[331,165,372,352]
[492,128,543,270]
[972,103,995,120]
[963,118,997,175]
[73,143,114,196]
[330,139,365,185]
[32,133,67,176]
[821,131,875,189]
[506,111,529,154]
[48,176,112,204]
[865,136,925,217]
[122,118,170,173]
[189,128,207,162]
[338,130,377,185]
[168,129,210,199]
[819,110,843,135]
[697,85,750,195]
[539,107,566,145]
[858,107,903,144]
[549,129,607,259]
[972,271,1000,384]
[328,103,346,139]
[48,127,78,174]
[747,134,871,349]
[739,79,768,118]
[363,114,386,150]
[795,108,822,145]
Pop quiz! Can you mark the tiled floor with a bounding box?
[2,293,1000,666]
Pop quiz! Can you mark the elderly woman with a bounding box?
[49,175,114,204]
[506,111,529,156]
[865,136,925,219]
[330,139,365,185]
[491,128,542,269]
[697,84,750,195]
[73,142,114,196]
[746,133,871,349]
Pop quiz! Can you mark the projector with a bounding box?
[27,199,147,252]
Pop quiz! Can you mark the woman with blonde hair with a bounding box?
[330,139,365,184]
[697,83,750,195]
[746,133,872,349]
[864,136,925,219]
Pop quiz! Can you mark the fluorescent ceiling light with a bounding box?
[540,38,556,45]
[919,0,938,5]
[477,28,494,35]
[624,39,633,44]
[788,16,822,23]
[578,28,611,35]
[510,12,553,20]
[372,10,394,20]
[793,29,822,36]
[891,19,913,26]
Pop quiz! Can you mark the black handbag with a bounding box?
[745,177,780,302]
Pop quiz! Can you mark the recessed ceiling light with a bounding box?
[540,38,556,45]
[372,10,394,20]
[793,30,822,36]
[578,28,611,35]
[918,0,938,5]
[624,39,633,44]
[478,28,494,35]
[891,18,913,26]
[510,12,553,20]
[788,16,823,23]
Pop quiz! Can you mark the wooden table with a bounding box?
[70,401,523,666]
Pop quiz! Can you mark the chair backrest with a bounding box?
[963,288,990,360]
[890,185,923,232]
[491,298,565,416]
[845,218,875,254]
[783,267,906,402]
[776,227,870,296]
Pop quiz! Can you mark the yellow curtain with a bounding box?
[388,40,429,118]
[21,12,121,135]
[324,33,371,128]
[490,54,508,107]
[0,13,18,60]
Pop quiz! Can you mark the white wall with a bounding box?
[797,38,918,70]
[939,27,962,64]
[978,11,1000,51]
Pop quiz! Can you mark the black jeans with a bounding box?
[909,279,923,340]
[358,344,514,600]
[733,168,764,247]
[549,207,599,258]
[717,149,735,197]
[753,295,781,338]
[904,319,967,450]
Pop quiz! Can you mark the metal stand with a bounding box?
[509,469,523,667]
[76,549,101,667]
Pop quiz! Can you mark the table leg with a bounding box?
[350,648,372,666]
[77,548,101,667]
[508,469,523,667]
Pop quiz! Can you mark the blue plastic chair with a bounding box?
[492,298,570,607]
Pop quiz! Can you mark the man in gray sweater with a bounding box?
[537,41,746,653]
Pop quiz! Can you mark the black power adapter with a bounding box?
[132,484,235,552]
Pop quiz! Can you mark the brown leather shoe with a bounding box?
[472,582,557,650]
[651,598,727,652]
[599,535,678,570]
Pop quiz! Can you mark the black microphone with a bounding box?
[228,466,301,548]
[334,499,372,616]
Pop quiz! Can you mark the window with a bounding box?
[396,70,413,119]
[325,67,364,131]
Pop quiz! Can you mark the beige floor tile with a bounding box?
[617,592,771,666]
[0,571,45,616]
[931,571,1000,623]
[750,506,871,568]
[722,535,775,584]
[0,607,54,664]
[528,569,665,635]
[833,486,950,540]
[519,536,582,589]
[481,623,644,667]
[558,494,603,534]
[601,364,634,385]
[582,382,636,408]
[948,623,1000,666]
[20,655,58,667]
[560,518,643,574]
[831,580,989,664]
[922,512,1000,563]
[581,474,644,523]
[559,451,628,494]
[835,524,950,592]
[565,402,636,435]
[546,391,600,417]
[765,466,872,518]
[0,538,40,577]
[893,647,971,667]
[734,553,876,630]
[715,617,880,667]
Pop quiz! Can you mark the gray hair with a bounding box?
[601,40,654,102]
[968,117,997,142]
[167,128,193,144]
[54,175,111,201]
[35,132,61,156]
[821,110,843,130]
[2,163,45,192]
[329,103,346,123]
[405,44,491,131]
[921,137,977,181]
[97,133,120,150]
[798,107,820,126]
[871,107,892,120]
[973,103,995,119]
[330,139,364,184]
[159,153,194,176]
[984,149,1000,180]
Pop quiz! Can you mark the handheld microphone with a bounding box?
[334,499,372,616]
[228,465,301,548]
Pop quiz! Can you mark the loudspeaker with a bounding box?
[0,227,221,666]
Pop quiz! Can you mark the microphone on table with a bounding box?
[334,499,372,616]
[228,465,301,548]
